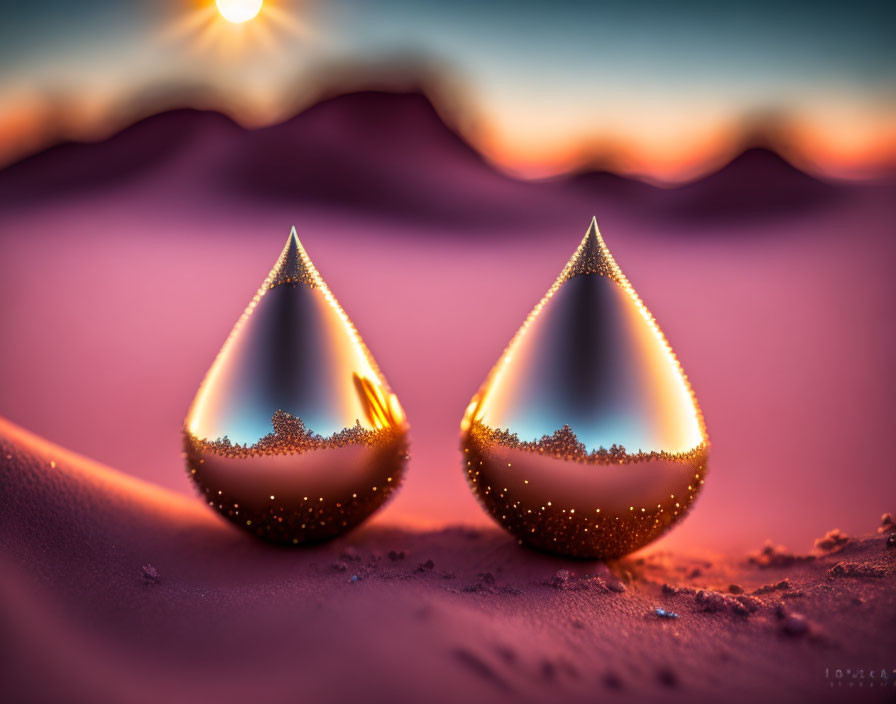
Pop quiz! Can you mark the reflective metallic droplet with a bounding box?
[460,218,708,558]
[185,228,408,544]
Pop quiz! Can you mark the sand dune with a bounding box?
[1,417,893,704]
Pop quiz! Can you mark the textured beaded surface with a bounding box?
[184,228,409,544]
[461,219,708,558]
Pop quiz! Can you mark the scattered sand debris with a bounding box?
[731,595,762,615]
[463,572,498,594]
[548,569,572,589]
[752,579,791,595]
[781,590,806,599]
[814,529,850,553]
[547,569,609,592]
[696,589,762,616]
[828,562,885,578]
[548,568,628,592]
[141,564,160,585]
[749,541,815,568]
[695,590,728,612]
[592,565,627,592]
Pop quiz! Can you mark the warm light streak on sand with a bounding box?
[0,416,210,520]
[0,415,436,531]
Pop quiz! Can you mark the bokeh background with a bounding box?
[1,0,894,553]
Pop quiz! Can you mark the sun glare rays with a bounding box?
[162,1,311,59]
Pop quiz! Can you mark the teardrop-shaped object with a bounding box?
[460,219,708,558]
[184,228,408,544]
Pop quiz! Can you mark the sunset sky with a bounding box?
[1,0,894,180]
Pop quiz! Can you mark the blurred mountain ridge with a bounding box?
[0,89,870,224]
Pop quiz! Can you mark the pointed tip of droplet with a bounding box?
[584,217,605,248]
[285,225,305,254]
[269,226,316,289]
[562,217,618,282]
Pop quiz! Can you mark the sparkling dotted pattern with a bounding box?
[186,410,395,458]
[461,421,708,559]
[560,218,621,283]
[459,219,710,558]
[267,229,317,289]
[476,423,707,465]
[184,228,410,545]
[184,410,408,545]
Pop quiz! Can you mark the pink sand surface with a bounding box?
[2,418,894,704]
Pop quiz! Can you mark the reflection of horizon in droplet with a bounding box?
[464,217,705,455]
[184,227,408,544]
[462,420,707,558]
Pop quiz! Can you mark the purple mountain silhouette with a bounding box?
[222,90,531,223]
[0,90,568,225]
[0,90,854,226]
[0,109,242,202]
[566,168,660,201]
[656,147,841,221]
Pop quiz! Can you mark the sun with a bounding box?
[215,0,263,24]
[164,0,309,59]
